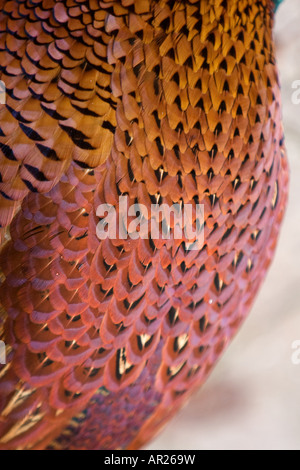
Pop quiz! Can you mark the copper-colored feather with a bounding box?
[0,0,289,450]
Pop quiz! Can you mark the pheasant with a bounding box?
[0,0,289,450]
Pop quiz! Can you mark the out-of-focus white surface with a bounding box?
[147,0,300,450]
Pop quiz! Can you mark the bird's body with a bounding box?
[0,0,288,450]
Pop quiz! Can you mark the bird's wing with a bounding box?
[0,0,117,246]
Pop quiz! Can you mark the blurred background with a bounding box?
[146,0,300,450]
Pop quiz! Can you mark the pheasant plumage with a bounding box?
[0,0,289,450]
